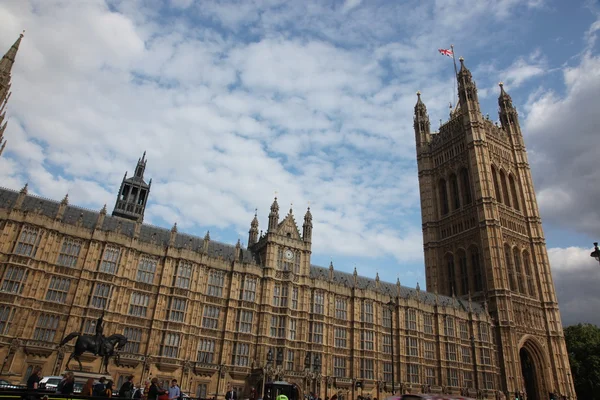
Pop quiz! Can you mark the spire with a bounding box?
[61,193,69,205]
[302,206,313,243]
[456,57,480,114]
[498,82,520,129]
[414,91,430,148]
[204,230,210,241]
[0,32,24,158]
[248,209,259,246]
[328,260,334,280]
[20,183,28,195]
[112,152,151,223]
[268,196,279,231]
[100,204,107,215]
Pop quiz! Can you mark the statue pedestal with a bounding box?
[62,370,113,384]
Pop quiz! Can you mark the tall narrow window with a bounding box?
[471,247,483,292]
[424,314,433,334]
[310,322,323,344]
[236,310,253,333]
[57,239,81,268]
[439,179,449,215]
[232,343,250,366]
[202,306,220,329]
[0,306,15,335]
[312,291,324,314]
[33,313,60,342]
[175,262,193,290]
[361,301,373,323]
[1,266,28,294]
[136,257,157,284]
[45,277,71,304]
[197,339,215,363]
[514,248,525,294]
[291,287,298,309]
[505,244,517,291]
[405,309,417,330]
[360,330,374,350]
[207,270,224,296]
[446,253,456,295]
[444,317,455,337]
[91,283,112,309]
[450,174,460,210]
[100,246,120,274]
[491,165,502,203]
[241,277,257,302]
[500,170,511,207]
[161,333,180,358]
[271,316,286,338]
[167,297,187,322]
[123,327,142,353]
[360,359,374,380]
[383,307,391,328]
[14,227,41,257]
[458,250,468,295]
[129,292,150,317]
[335,298,347,320]
[509,174,521,211]
[460,168,472,205]
[334,327,347,348]
[523,251,537,298]
[334,357,347,378]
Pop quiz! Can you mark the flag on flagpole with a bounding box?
[438,48,453,57]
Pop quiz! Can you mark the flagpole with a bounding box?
[451,44,459,106]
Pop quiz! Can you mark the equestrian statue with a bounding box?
[59,312,128,374]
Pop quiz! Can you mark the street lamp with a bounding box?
[387,300,395,395]
[591,242,600,265]
[262,349,273,400]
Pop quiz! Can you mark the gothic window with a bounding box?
[91,283,112,309]
[446,343,457,361]
[523,251,537,298]
[99,246,120,274]
[57,238,81,268]
[361,301,374,323]
[206,269,224,296]
[383,362,392,383]
[286,350,294,371]
[334,357,347,378]
[197,339,215,363]
[160,332,180,358]
[459,321,468,340]
[382,335,392,354]
[240,276,257,302]
[271,316,286,338]
[424,314,433,334]
[463,371,473,388]
[424,342,435,359]
[175,262,193,290]
[136,257,157,284]
[33,313,60,342]
[202,306,220,329]
[236,310,253,333]
[462,346,471,363]
[426,367,437,385]
[273,284,288,307]
[447,368,459,387]
[505,244,517,291]
[407,337,418,356]
[0,306,15,335]
[123,327,142,353]
[128,292,149,317]
[483,372,495,389]
[309,322,323,343]
[491,165,502,203]
[14,226,41,257]
[446,253,456,295]
[470,247,484,292]
[289,319,297,340]
[360,358,374,380]
[480,348,491,364]
[439,178,449,215]
[335,297,348,320]
[312,291,325,314]
[1,266,28,294]
[450,174,460,210]
[458,250,468,295]
[277,247,283,270]
[167,297,187,322]
[407,364,420,383]
[444,316,455,337]
[45,277,70,304]
[383,307,391,328]
[405,309,417,330]
[460,168,473,205]
[361,330,374,350]
[479,323,490,342]
[334,327,347,348]
[196,385,208,399]
[500,169,511,207]
[294,252,300,273]
[509,174,521,211]
[514,248,525,294]
[291,287,298,309]
[83,319,96,334]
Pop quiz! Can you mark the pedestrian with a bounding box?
[58,372,75,395]
[168,380,181,400]
[148,378,167,400]
[119,375,135,398]
[82,378,94,396]
[93,377,107,397]
[225,386,237,400]
[26,366,42,390]
[105,381,114,398]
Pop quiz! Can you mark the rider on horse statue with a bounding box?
[95,312,105,356]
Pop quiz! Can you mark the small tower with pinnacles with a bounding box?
[112,151,152,222]
[0,32,24,157]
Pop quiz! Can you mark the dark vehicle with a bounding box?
[386,395,476,400]
[264,381,300,400]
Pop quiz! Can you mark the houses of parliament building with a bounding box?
[0,34,575,400]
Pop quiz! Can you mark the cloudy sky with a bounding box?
[0,0,599,326]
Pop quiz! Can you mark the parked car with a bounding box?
[39,376,63,391]
[0,379,21,389]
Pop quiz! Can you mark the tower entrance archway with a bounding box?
[519,339,548,400]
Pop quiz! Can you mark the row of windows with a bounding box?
[438,168,472,216]
[490,165,521,212]
[444,247,484,296]
[504,245,537,298]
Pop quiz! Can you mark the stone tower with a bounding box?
[414,58,575,400]
[0,32,24,157]
[112,151,152,222]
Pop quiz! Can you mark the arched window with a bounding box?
[439,179,449,215]
[505,244,516,291]
[446,253,456,295]
[514,248,525,294]
[460,168,472,205]
[450,174,460,210]
[491,165,502,203]
[458,249,468,295]
[509,174,520,211]
[470,247,483,292]
[523,251,537,299]
[500,170,511,207]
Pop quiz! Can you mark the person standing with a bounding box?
[148,378,167,400]
[93,377,107,397]
[168,380,180,400]
[26,366,42,390]
[58,372,75,395]
[119,375,135,398]
[225,386,236,400]
[82,378,95,396]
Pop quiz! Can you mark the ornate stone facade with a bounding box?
[414,58,575,400]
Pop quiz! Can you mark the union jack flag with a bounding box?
[438,48,453,57]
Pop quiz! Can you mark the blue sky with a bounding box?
[0,0,599,325]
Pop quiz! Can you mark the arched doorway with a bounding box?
[519,339,548,400]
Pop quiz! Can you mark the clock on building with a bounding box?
[284,249,294,260]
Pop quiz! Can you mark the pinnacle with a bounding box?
[20,183,28,195]
[0,32,24,75]
[61,193,69,205]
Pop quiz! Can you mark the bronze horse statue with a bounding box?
[59,332,128,374]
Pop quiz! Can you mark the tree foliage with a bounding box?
[564,323,600,399]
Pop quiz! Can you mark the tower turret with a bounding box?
[112,151,151,222]
[413,91,431,149]
[0,32,24,157]
[498,82,521,130]
[302,207,312,243]
[248,210,259,246]
[268,197,279,231]
[457,57,481,115]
